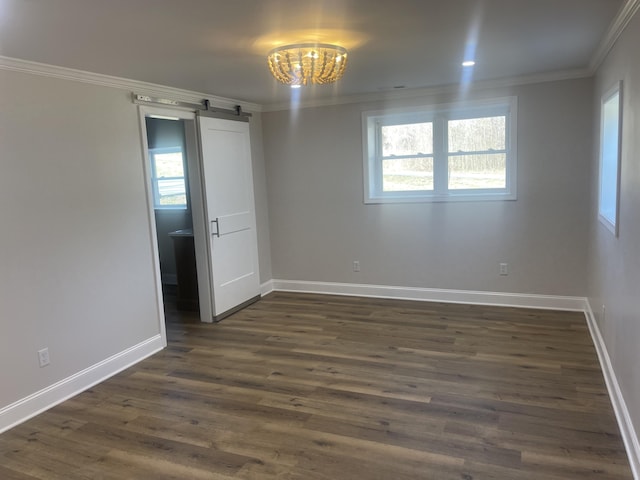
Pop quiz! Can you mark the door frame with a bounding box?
[137,105,214,324]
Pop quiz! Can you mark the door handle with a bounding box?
[211,218,220,237]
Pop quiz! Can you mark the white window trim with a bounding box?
[362,97,517,204]
[598,81,623,237]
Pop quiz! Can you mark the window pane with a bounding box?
[382,122,433,156]
[383,157,433,191]
[599,89,620,230]
[155,152,185,178]
[448,116,505,152]
[448,154,506,190]
[157,178,187,206]
[152,150,187,208]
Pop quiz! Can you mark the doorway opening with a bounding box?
[145,115,200,325]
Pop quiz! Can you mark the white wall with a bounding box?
[0,69,163,413]
[249,112,273,285]
[0,65,272,430]
[263,78,593,297]
[589,10,640,451]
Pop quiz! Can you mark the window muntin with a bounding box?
[149,147,188,209]
[363,98,516,203]
[447,116,507,191]
[381,121,434,192]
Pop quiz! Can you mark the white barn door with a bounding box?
[198,115,260,320]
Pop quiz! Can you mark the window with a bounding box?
[363,97,517,203]
[149,147,188,209]
[598,82,622,236]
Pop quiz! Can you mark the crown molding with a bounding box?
[261,0,639,113]
[262,68,592,112]
[4,0,636,119]
[0,55,262,113]
[590,0,640,72]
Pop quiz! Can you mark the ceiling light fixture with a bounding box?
[462,60,476,67]
[267,43,348,86]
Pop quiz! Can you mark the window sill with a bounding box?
[364,192,517,204]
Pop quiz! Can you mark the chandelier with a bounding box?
[267,43,348,87]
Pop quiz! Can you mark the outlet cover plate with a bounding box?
[38,348,50,367]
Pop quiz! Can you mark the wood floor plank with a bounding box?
[0,292,632,478]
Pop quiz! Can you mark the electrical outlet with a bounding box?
[38,348,50,368]
[353,260,360,272]
[499,263,509,276]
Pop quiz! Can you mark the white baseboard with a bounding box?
[0,334,165,434]
[261,279,274,296]
[271,279,587,311]
[585,302,640,479]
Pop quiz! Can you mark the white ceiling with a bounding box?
[0,0,626,107]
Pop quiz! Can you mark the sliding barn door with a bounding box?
[198,115,260,320]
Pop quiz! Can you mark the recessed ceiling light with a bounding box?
[291,85,302,89]
[462,60,476,67]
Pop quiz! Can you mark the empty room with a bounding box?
[1,0,639,478]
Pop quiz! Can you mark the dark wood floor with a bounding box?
[0,292,632,479]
